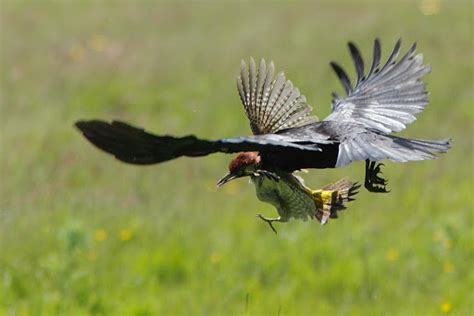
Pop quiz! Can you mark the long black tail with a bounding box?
[75,120,322,165]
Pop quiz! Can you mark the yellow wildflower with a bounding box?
[119,229,133,241]
[209,252,222,264]
[440,302,452,313]
[88,34,108,52]
[386,249,399,262]
[443,262,454,274]
[94,229,107,242]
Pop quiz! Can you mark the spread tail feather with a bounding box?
[336,134,451,167]
[388,135,451,159]
[312,178,360,224]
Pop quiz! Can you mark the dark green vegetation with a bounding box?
[1,1,472,315]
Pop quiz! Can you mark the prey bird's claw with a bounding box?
[256,170,280,182]
[256,214,278,234]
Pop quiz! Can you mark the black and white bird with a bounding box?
[77,39,450,192]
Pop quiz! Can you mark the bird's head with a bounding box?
[217,152,261,187]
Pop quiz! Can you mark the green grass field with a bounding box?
[1,1,473,315]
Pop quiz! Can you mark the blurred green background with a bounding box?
[1,1,473,315]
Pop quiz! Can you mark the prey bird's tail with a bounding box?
[312,178,360,225]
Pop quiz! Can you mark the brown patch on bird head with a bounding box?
[217,152,261,187]
[228,152,261,173]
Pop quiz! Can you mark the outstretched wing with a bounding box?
[75,120,321,165]
[325,39,431,134]
[237,58,317,135]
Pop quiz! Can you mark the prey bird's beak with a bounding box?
[217,173,239,187]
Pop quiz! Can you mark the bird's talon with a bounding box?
[256,214,279,234]
[257,170,280,182]
[374,163,384,174]
[373,176,386,185]
[365,161,390,193]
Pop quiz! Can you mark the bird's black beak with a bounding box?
[217,173,240,187]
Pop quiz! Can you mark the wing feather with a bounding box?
[326,39,430,134]
[348,42,364,85]
[330,62,352,95]
[237,58,317,135]
[367,38,381,78]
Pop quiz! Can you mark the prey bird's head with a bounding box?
[217,152,261,187]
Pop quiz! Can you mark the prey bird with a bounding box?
[76,39,450,232]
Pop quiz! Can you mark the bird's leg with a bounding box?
[364,160,390,193]
[254,170,280,182]
[256,214,281,234]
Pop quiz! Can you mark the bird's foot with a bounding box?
[254,170,280,182]
[256,214,281,234]
[364,160,390,193]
